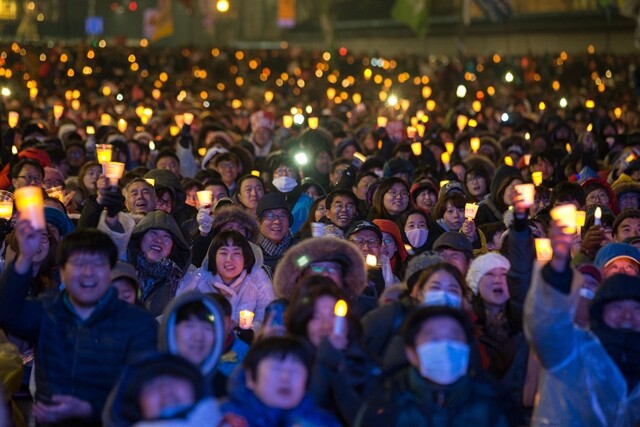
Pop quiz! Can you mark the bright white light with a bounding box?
[456,85,467,98]
[294,152,308,165]
[293,114,305,125]
[505,71,514,83]
[149,141,156,151]
[305,105,313,114]
[501,113,509,122]
[116,93,124,101]
[216,0,229,13]
[387,95,398,107]
[203,101,210,108]
[559,97,568,108]
[1,87,10,97]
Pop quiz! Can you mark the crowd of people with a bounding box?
[0,42,639,426]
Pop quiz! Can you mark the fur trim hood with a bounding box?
[273,237,366,300]
[211,204,259,242]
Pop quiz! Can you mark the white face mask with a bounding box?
[406,228,428,248]
[417,340,469,385]
[272,176,298,193]
[422,290,462,308]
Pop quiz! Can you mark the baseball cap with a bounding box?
[594,242,640,271]
[433,232,473,257]
[346,220,382,241]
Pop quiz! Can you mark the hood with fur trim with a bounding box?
[273,237,366,301]
[211,204,259,242]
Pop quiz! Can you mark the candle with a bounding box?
[366,254,377,267]
[535,238,553,262]
[183,112,195,125]
[439,180,449,188]
[53,104,64,120]
[523,154,531,166]
[514,183,535,207]
[441,152,450,170]
[95,144,113,164]
[239,310,254,330]
[196,190,213,208]
[377,116,388,128]
[100,113,112,127]
[174,114,184,128]
[308,117,319,129]
[250,170,261,177]
[333,300,348,335]
[464,203,479,220]
[445,141,455,155]
[353,152,367,163]
[117,119,127,133]
[45,186,64,203]
[407,126,417,139]
[169,125,179,137]
[457,115,468,131]
[504,156,514,166]
[594,207,602,226]
[86,125,95,135]
[470,137,480,154]
[531,171,543,186]
[8,111,19,128]
[282,115,294,128]
[411,142,422,156]
[575,211,586,235]
[14,186,45,230]
[104,162,125,186]
[0,201,13,220]
[550,204,577,234]
[144,178,155,187]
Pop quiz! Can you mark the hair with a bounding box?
[207,230,255,275]
[432,192,467,221]
[479,222,507,245]
[401,306,474,348]
[212,152,240,167]
[355,171,378,187]
[203,178,229,194]
[370,177,410,220]
[464,165,491,200]
[206,293,232,317]
[175,301,213,324]
[11,158,44,180]
[56,229,118,268]
[411,262,466,297]
[298,196,327,237]
[243,336,312,382]
[9,224,58,295]
[550,182,586,208]
[399,208,429,233]
[330,158,351,174]
[181,177,203,193]
[155,149,181,167]
[124,177,154,194]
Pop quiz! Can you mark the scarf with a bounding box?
[136,253,183,302]
[257,232,292,257]
[591,323,640,392]
[210,270,248,300]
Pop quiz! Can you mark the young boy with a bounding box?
[221,337,340,427]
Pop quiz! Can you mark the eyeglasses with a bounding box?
[350,237,381,248]
[262,212,289,222]
[387,190,408,199]
[307,262,342,276]
[17,175,43,185]
[466,175,482,183]
[381,237,395,246]
[332,203,355,212]
[274,167,295,176]
[218,161,237,170]
[39,231,50,243]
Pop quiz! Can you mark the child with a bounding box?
[221,337,340,427]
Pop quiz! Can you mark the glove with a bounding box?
[101,191,125,218]
[580,225,606,259]
[178,124,192,149]
[197,208,213,234]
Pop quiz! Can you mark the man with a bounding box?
[328,159,351,191]
[352,172,377,218]
[356,306,509,426]
[0,226,157,426]
[613,209,640,241]
[155,150,181,178]
[346,220,382,261]
[594,242,640,278]
[432,231,474,276]
[124,177,158,216]
[211,152,241,195]
[256,193,294,273]
[525,220,640,426]
[324,189,358,233]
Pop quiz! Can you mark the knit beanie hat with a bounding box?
[405,251,445,292]
[466,252,510,295]
[256,193,293,224]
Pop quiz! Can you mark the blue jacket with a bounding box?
[0,261,158,425]
[221,369,340,427]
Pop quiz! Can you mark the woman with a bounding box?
[409,180,438,215]
[286,275,380,427]
[295,196,327,240]
[368,177,410,221]
[180,230,275,328]
[127,210,191,317]
[372,219,408,280]
[182,177,203,208]
[475,172,523,227]
[235,174,265,216]
[465,165,492,203]
[67,161,102,213]
[399,208,435,254]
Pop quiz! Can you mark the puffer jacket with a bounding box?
[0,262,157,426]
[273,237,374,316]
[355,367,510,427]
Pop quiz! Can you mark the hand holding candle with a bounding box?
[464,203,478,220]
[366,254,378,267]
[196,190,213,208]
[0,190,14,220]
[550,204,577,235]
[14,187,45,230]
[239,310,254,330]
[594,207,602,226]
[535,238,553,263]
[104,162,125,186]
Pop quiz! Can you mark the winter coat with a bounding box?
[273,236,370,314]
[524,262,640,427]
[178,268,275,328]
[0,262,158,426]
[355,367,510,427]
[127,210,192,317]
[221,369,341,427]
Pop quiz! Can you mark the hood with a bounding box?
[144,169,186,207]
[102,352,206,427]
[128,211,191,271]
[611,173,640,198]
[211,204,259,242]
[158,292,226,377]
[581,177,619,215]
[273,237,366,300]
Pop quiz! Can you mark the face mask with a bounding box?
[272,176,297,193]
[423,290,462,308]
[406,228,428,248]
[417,340,469,385]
